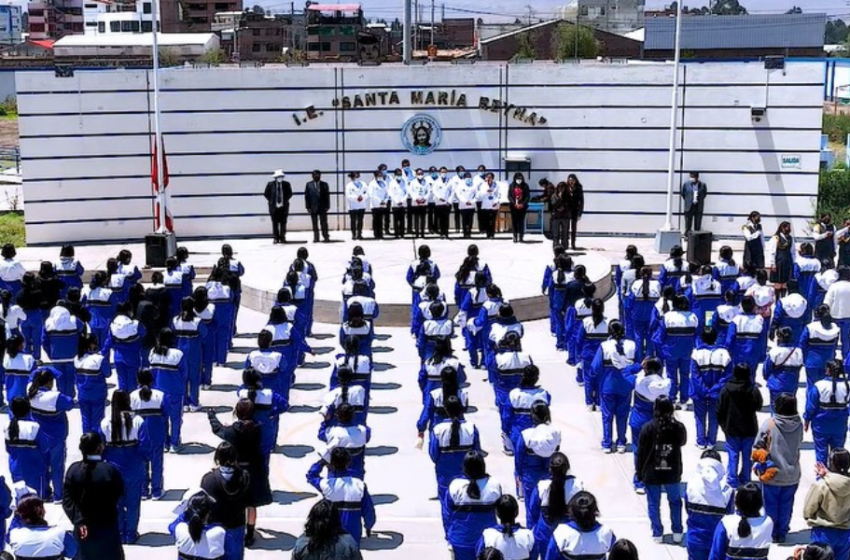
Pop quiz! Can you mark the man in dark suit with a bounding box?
[305,169,331,242]
[681,171,708,234]
[264,169,292,243]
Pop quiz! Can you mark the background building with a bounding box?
[52,30,218,58]
[28,0,85,40]
[305,3,362,61]
[0,6,23,45]
[159,0,240,33]
[571,0,645,34]
[83,0,158,35]
[216,11,292,62]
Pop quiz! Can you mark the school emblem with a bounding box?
[401,114,442,156]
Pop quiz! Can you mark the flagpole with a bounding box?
[151,0,166,233]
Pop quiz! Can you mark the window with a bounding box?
[338,25,354,35]
[98,21,105,32]
[340,41,355,52]
[580,5,588,15]
[187,3,205,10]
[252,28,260,35]
[30,23,45,31]
[307,41,320,51]
[29,9,43,16]
[600,6,606,15]
[85,21,96,26]
[143,2,151,13]
[130,20,139,31]
[141,20,152,31]
[265,27,274,35]
[214,2,228,9]
[84,3,97,8]
[265,43,277,51]
[110,21,120,31]
[321,41,331,51]
[252,43,261,51]
[121,20,132,31]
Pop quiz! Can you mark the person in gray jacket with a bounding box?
[292,500,362,560]
[755,393,803,544]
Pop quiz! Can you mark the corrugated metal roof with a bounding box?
[644,13,827,51]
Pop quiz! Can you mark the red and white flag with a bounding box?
[151,136,173,232]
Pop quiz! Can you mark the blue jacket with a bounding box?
[73,353,109,402]
[526,477,584,552]
[5,420,47,483]
[29,386,74,445]
[417,389,469,434]
[625,280,662,326]
[627,371,672,431]
[708,515,772,560]
[505,387,552,440]
[801,321,841,375]
[654,311,699,360]
[2,354,36,403]
[712,260,740,295]
[442,476,502,548]
[542,520,616,560]
[686,276,723,329]
[575,317,609,363]
[725,314,767,364]
[686,457,734,553]
[130,388,168,447]
[103,317,146,368]
[82,287,115,330]
[305,466,376,545]
[42,311,84,362]
[804,378,850,435]
[428,419,481,483]
[689,345,732,402]
[149,348,188,397]
[763,346,804,395]
[590,340,638,397]
[770,294,808,344]
[418,357,467,398]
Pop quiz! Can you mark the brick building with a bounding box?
[305,3,362,60]
[28,0,85,40]
[478,19,641,61]
[160,0,241,33]
[217,11,292,61]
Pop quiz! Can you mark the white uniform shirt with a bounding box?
[247,349,283,375]
[0,258,25,282]
[825,280,850,319]
[550,522,616,559]
[174,522,227,559]
[408,177,431,206]
[345,180,369,211]
[479,526,535,560]
[368,178,390,207]
[430,176,453,206]
[8,525,71,558]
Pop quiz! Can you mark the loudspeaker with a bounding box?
[687,231,713,266]
[145,233,177,267]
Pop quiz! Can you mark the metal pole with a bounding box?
[402,0,411,63]
[151,0,166,232]
[574,3,579,59]
[661,0,683,231]
[430,0,434,46]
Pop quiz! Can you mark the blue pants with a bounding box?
[163,393,184,448]
[201,339,215,385]
[44,439,65,502]
[811,526,850,560]
[436,475,450,535]
[494,388,512,435]
[814,429,847,466]
[214,319,233,365]
[762,483,797,539]
[452,547,476,560]
[635,322,656,361]
[554,311,568,350]
[20,311,43,360]
[839,318,850,360]
[581,359,598,406]
[807,365,826,387]
[548,293,557,335]
[725,436,755,488]
[646,483,683,538]
[600,392,630,448]
[224,526,246,560]
[79,398,105,435]
[665,357,690,403]
[53,362,76,399]
[688,545,710,560]
[145,444,165,498]
[693,398,719,447]
[463,329,482,368]
[114,362,139,393]
[118,470,143,542]
[90,325,109,356]
[183,353,201,408]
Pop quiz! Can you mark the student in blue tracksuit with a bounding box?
[712,246,740,296]
[615,245,638,321]
[3,334,35,406]
[283,271,310,349]
[763,327,804,410]
[117,249,141,290]
[488,331,532,434]
[574,299,608,409]
[506,366,552,455]
[83,271,115,352]
[237,367,287,465]
[175,246,196,302]
[8,495,78,559]
[805,359,850,466]
[542,245,566,337]
[419,339,467,401]
[407,245,441,334]
[207,267,235,369]
[619,256,643,326]
[54,245,84,300]
[474,285,506,367]
[15,273,46,361]
[626,266,661,360]
[149,328,188,453]
[262,307,310,400]
[485,305,524,368]
[41,304,83,398]
[73,332,109,434]
[526,453,584,560]
[306,447,376,545]
[685,450,734,560]
[690,328,733,449]
[317,403,370,480]
[659,245,688,293]
[475,495,535,560]
[169,492,225,560]
[27,368,73,504]
[443,451,502,560]
[411,283,446,344]
[564,283,596,379]
[106,258,127,306]
[4,397,47,498]
[802,305,842,387]
[103,302,146,393]
[344,281,379,326]
[591,320,637,453]
[417,366,468,437]
[163,257,185,321]
[654,295,699,406]
[455,246,491,310]
[220,245,245,334]
[707,483,773,560]
[514,403,561,504]
[1,288,26,341]
[711,290,740,345]
[293,253,317,336]
[340,302,373,359]
[460,277,493,369]
[770,279,808,346]
[548,255,574,351]
[191,288,216,389]
[626,357,671,493]
[324,365,368,429]
[130,368,167,501]
[543,491,616,560]
[101,390,150,544]
[172,297,207,412]
[428,396,481,532]
[732,264,757,304]
[418,301,454,362]
[795,242,823,319]
[331,336,373,404]
[687,266,723,332]
[245,330,284,396]
[725,296,766,380]
[0,244,25,297]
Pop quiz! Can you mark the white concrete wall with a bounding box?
[17,60,823,244]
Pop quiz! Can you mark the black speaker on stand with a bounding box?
[145,233,177,267]
[687,231,713,266]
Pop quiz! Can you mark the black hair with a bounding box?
[653,395,676,439]
[608,539,640,560]
[755,269,768,286]
[700,326,718,346]
[573,264,587,282]
[418,245,431,260]
[242,367,263,403]
[582,283,597,307]
[77,332,98,359]
[8,397,30,441]
[5,333,23,358]
[90,270,108,290]
[568,491,600,532]
[734,483,763,538]
[774,393,798,416]
[548,452,571,521]
[347,302,365,327]
[643,356,663,375]
[441,366,460,407]
[669,245,684,269]
[608,320,626,355]
[0,244,14,259]
[462,451,487,499]
[829,448,850,476]
[343,335,361,374]
[674,294,690,312]
[234,399,258,438]
[486,284,502,300]
[800,242,815,257]
[430,301,446,320]
[719,245,736,267]
[154,328,175,356]
[495,495,519,537]
[498,303,514,319]
[591,298,605,327]
[445,395,464,448]
[660,285,675,314]
[269,306,288,325]
[740,295,756,315]
[817,304,835,330]
[639,267,653,300]
[336,402,355,424]
[520,364,540,388]
[477,548,505,560]
[110,390,133,443]
[531,401,551,426]
[304,500,345,554]
[329,447,352,473]
[186,493,214,544]
[826,359,849,407]
[60,244,75,258]
[801,544,835,560]
[776,326,792,346]
[556,255,573,284]
[192,287,209,313]
[257,329,272,349]
[701,449,722,462]
[27,368,55,401]
[137,369,154,401]
[428,338,454,365]
[214,441,238,466]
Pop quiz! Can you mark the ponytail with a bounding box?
[337,365,353,404]
[7,397,28,441]
[0,290,11,318]
[591,299,604,327]
[495,495,519,538]
[737,517,752,538]
[734,482,763,538]
[188,510,204,543]
[27,368,54,401]
[445,395,463,448]
[640,267,652,300]
[441,366,459,406]
[548,452,570,521]
[818,305,835,330]
[242,367,262,403]
[138,368,153,402]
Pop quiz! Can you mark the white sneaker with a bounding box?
[617,445,627,454]
[603,447,613,454]
[653,536,663,544]
[586,404,595,412]
[189,405,202,413]
[672,533,684,544]
[635,486,646,495]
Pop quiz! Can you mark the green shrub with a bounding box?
[818,168,850,222]
[824,113,850,144]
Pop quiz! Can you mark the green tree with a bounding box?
[251,4,264,14]
[199,48,227,64]
[710,0,748,15]
[512,30,536,61]
[785,5,802,14]
[827,19,849,44]
[158,48,181,66]
[552,23,599,60]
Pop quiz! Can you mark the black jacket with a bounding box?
[144,286,172,334]
[508,182,530,210]
[63,459,125,528]
[264,179,293,212]
[201,468,253,529]
[305,180,331,214]
[717,378,764,438]
[209,415,271,507]
[637,417,687,485]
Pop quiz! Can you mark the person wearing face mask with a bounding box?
[368,170,390,240]
[508,173,530,243]
[473,165,488,234]
[432,166,453,239]
[377,163,392,235]
[401,158,414,231]
[263,169,292,244]
[344,171,368,241]
[479,173,502,240]
[388,168,408,238]
[681,171,708,234]
[408,168,431,238]
[449,165,467,233]
[305,170,331,243]
[426,166,440,234]
[742,211,765,269]
[456,172,479,238]
[815,213,837,268]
